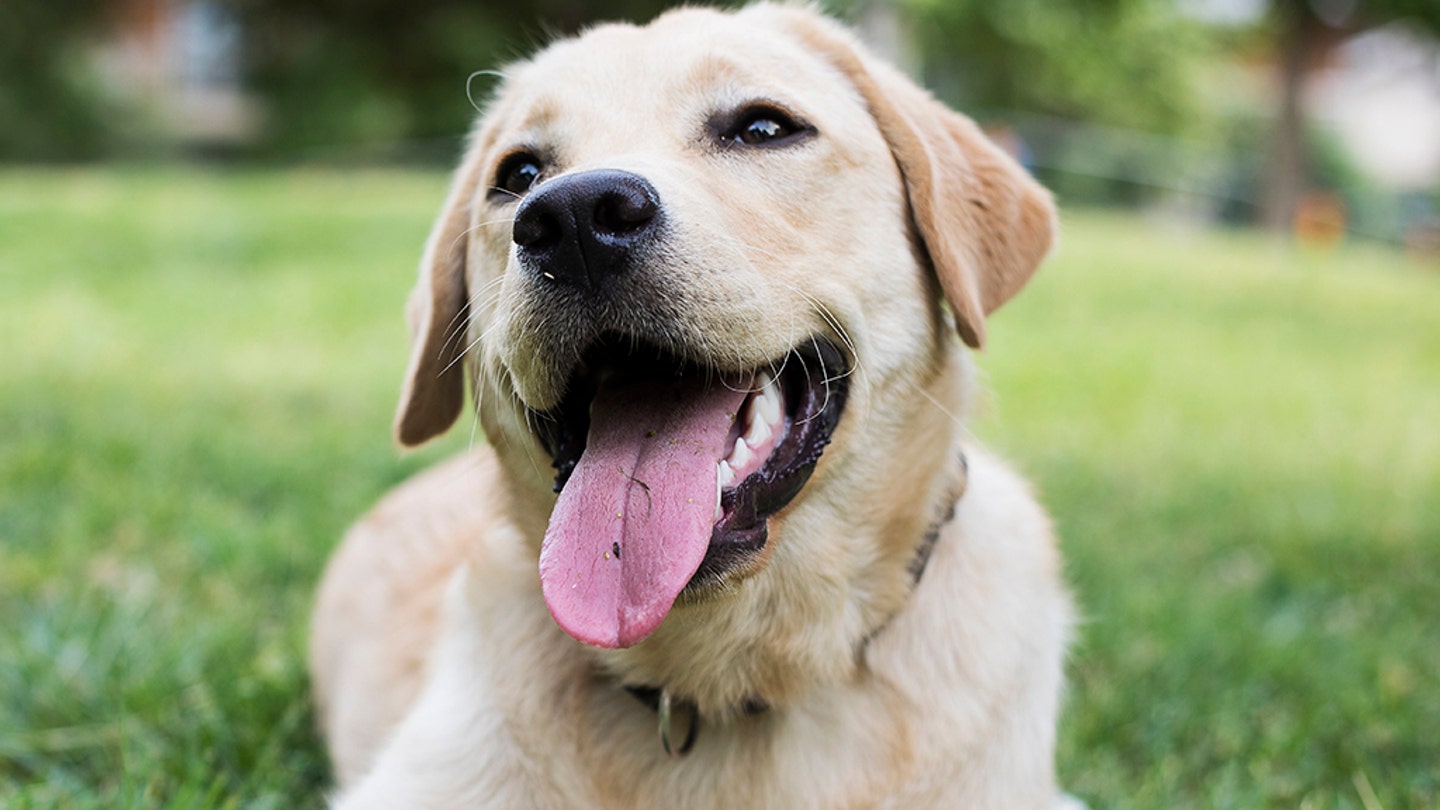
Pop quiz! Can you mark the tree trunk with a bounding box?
[1261,0,1321,233]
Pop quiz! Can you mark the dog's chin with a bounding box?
[523,333,850,621]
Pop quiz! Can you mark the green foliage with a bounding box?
[2,170,1437,806]
[1,0,1223,159]
[222,0,683,154]
[1295,0,1440,36]
[902,0,1214,135]
[0,0,122,160]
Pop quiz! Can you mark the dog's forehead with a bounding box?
[493,10,857,145]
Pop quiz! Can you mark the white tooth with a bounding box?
[717,459,736,488]
[757,380,782,427]
[730,437,754,470]
[744,412,771,446]
[715,472,723,521]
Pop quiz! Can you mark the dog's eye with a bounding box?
[726,107,810,148]
[739,116,793,145]
[494,154,543,199]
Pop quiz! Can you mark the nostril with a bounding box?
[511,169,663,289]
[514,208,561,249]
[593,188,658,236]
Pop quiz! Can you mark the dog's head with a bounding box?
[393,4,1054,710]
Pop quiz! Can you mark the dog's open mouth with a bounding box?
[531,335,849,649]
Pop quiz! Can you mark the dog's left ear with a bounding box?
[781,11,1057,348]
[393,143,487,447]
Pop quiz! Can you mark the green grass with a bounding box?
[0,168,469,808]
[984,216,1440,807]
[2,169,1436,808]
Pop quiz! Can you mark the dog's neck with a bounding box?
[620,452,966,754]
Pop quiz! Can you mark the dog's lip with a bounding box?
[687,340,848,592]
[531,336,850,590]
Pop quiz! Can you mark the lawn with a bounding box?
[1,168,1436,808]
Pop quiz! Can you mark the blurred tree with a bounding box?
[220,0,678,156]
[218,0,1221,160]
[1260,0,1440,231]
[0,0,115,160]
[896,0,1212,135]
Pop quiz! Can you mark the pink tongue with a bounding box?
[540,374,749,649]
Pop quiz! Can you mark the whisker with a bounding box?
[440,275,507,354]
[467,362,486,451]
[443,288,519,375]
[466,69,505,114]
[900,375,980,446]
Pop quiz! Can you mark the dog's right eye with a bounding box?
[715,104,815,150]
[493,154,544,200]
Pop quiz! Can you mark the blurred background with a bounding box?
[2,0,1437,807]
[7,0,1440,244]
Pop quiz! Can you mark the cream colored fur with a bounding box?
[311,5,1075,807]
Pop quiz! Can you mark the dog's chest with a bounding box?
[561,687,916,809]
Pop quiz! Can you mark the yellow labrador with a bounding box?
[311,4,1074,807]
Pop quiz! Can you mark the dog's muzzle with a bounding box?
[504,169,851,654]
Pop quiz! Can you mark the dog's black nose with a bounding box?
[512,169,662,289]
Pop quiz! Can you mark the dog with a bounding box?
[310,4,1073,807]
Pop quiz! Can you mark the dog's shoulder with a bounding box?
[849,447,1070,806]
[359,449,507,539]
[949,446,1061,574]
[311,448,517,785]
[870,445,1070,725]
[316,449,512,619]
[929,445,1068,643]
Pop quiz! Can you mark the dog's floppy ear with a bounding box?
[393,144,487,447]
[782,11,1056,348]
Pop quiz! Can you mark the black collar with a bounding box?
[907,451,968,586]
